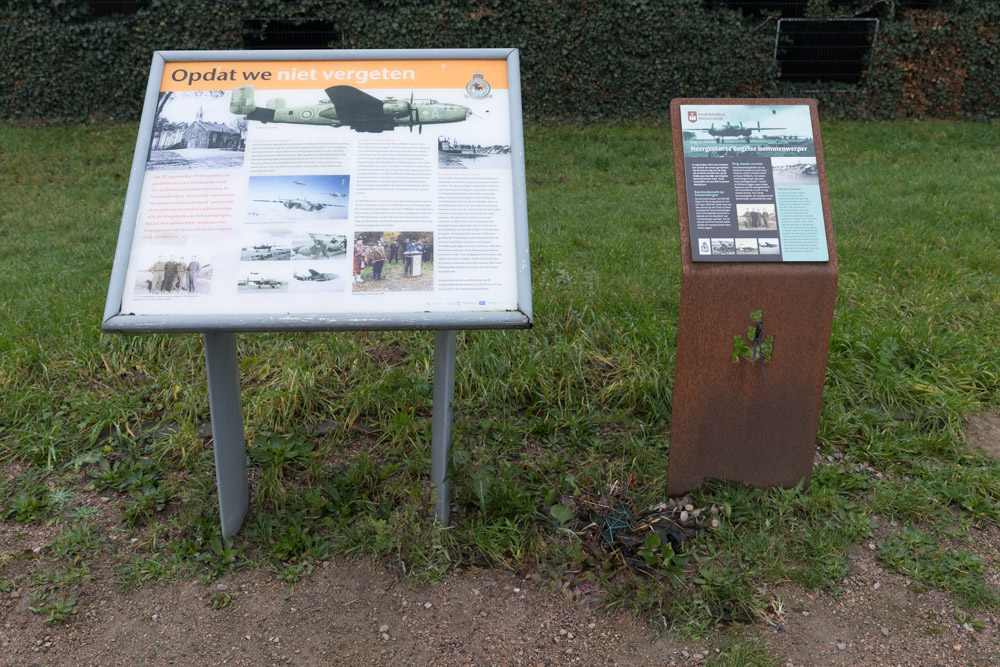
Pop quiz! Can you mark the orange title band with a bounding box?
[160,59,508,92]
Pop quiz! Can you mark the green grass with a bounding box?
[1,121,999,642]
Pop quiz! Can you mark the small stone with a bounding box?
[802,611,810,617]
[567,632,574,639]
[216,583,229,591]
[880,626,889,637]
[837,642,846,651]
[381,633,389,641]
[513,587,520,593]
[868,542,877,551]
[559,629,568,636]
[101,496,111,503]
[423,602,432,609]
[588,623,595,629]
[379,624,389,633]
[873,582,880,590]
[473,589,480,596]
[954,644,962,652]
[480,611,487,617]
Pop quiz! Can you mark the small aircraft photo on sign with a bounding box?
[247,175,349,221]
[231,85,472,134]
[690,120,785,144]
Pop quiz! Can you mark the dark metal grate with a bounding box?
[706,0,952,17]
[774,18,878,84]
[242,20,341,50]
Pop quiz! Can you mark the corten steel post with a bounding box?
[666,98,838,495]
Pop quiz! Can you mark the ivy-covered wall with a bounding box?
[2,0,997,123]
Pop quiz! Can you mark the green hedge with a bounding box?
[2,0,997,123]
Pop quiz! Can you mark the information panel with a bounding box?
[677,103,829,262]
[103,50,531,332]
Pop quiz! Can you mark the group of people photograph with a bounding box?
[352,232,434,292]
[142,255,210,294]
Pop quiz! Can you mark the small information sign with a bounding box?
[678,103,828,262]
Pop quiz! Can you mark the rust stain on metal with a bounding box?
[666,98,838,496]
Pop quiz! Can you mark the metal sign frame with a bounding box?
[103,48,532,333]
[103,49,532,536]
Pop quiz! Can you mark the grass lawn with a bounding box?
[1,120,998,635]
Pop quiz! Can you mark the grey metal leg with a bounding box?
[203,332,249,537]
[432,330,457,526]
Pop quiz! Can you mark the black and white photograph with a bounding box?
[237,266,289,293]
[735,238,759,255]
[146,91,246,171]
[289,263,347,295]
[758,238,781,255]
[736,203,778,231]
[771,157,820,186]
[438,135,512,169]
[132,251,213,296]
[711,238,736,255]
[247,175,349,222]
[351,231,434,293]
[240,230,348,262]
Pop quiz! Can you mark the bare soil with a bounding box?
[2,413,999,666]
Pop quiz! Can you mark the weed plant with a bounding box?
[0,122,998,639]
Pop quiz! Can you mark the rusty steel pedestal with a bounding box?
[666,98,838,496]
[667,264,837,494]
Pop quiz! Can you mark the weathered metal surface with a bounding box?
[666,98,838,495]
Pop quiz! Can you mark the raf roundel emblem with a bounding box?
[688,111,698,123]
[300,109,314,119]
[466,72,491,99]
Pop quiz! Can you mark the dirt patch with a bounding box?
[762,532,1000,666]
[964,410,1000,462]
[0,559,726,665]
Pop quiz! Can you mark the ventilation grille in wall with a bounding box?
[774,18,879,85]
[243,20,341,50]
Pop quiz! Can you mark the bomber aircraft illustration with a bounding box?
[231,85,472,134]
[692,121,785,144]
[759,240,778,249]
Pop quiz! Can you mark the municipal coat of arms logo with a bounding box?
[688,111,698,123]
[465,72,491,99]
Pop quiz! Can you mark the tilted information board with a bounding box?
[102,50,531,535]
[103,49,531,332]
